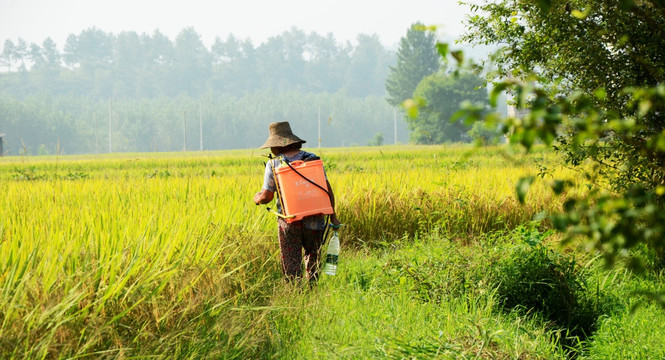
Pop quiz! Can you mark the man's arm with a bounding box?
[254,189,274,205]
[326,180,342,226]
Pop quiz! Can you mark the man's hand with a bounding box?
[254,189,274,205]
[329,213,342,228]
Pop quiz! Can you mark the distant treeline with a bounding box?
[0,27,393,98]
[0,90,405,155]
[0,27,411,155]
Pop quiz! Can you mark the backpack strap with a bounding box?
[300,151,320,161]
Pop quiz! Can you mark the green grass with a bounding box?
[255,230,665,359]
[580,303,665,359]
[0,144,663,359]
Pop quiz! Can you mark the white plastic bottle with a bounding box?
[324,231,340,275]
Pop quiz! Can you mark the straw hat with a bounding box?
[259,121,306,149]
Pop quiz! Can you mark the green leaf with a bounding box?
[484,111,501,127]
[516,176,535,204]
[593,87,606,100]
[412,24,428,32]
[639,99,652,116]
[563,199,577,212]
[551,213,569,231]
[571,9,588,19]
[619,0,635,10]
[535,0,552,12]
[414,24,437,32]
[402,98,424,118]
[436,43,449,58]
[656,132,665,151]
[490,82,509,108]
[520,129,537,151]
[551,180,571,195]
[451,50,464,64]
[450,109,468,123]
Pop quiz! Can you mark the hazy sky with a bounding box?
[0,0,472,50]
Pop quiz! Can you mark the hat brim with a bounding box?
[259,137,306,149]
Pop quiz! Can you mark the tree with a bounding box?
[172,27,211,96]
[1,39,15,72]
[28,38,62,91]
[142,29,173,67]
[367,132,384,146]
[454,0,665,278]
[385,23,440,106]
[140,30,174,96]
[408,71,487,143]
[462,0,665,191]
[305,32,346,93]
[29,42,44,69]
[254,28,308,91]
[62,34,78,69]
[14,38,28,72]
[41,38,61,71]
[67,27,114,74]
[468,120,503,146]
[113,31,143,97]
[211,34,241,65]
[280,27,308,90]
[346,34,393,97]
[238,39,258,92]
[255,35,289,90]
[210,34,257,93]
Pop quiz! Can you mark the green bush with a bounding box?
[468,120,503,146]
[493,242,602,343]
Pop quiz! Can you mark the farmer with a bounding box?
[253,121,341,283]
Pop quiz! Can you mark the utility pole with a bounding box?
[394,108,397,145]
[183,111,187,152]
[108,98,112,153]
[94,111,99,154]
[199,101,203,151]
[318,106,321,149]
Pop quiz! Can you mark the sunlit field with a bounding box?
[1,145,663,359]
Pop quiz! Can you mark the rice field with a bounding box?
[0,144,587,358]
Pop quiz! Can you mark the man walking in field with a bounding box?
[253,121,341,283]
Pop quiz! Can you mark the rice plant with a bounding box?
[0,144,584,358]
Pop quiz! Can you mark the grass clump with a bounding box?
[255,225,665,359]
[256,233,571,359]
[579,303,665,359]
[494,243,602,346]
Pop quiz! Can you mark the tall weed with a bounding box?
[491,227,617,351]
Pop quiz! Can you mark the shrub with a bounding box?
[493,241,602,343]
[468,120,503,146]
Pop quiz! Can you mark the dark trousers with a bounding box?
[277,218,325,283]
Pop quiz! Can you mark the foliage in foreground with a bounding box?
[259,228,665,359]
[494,241,604,344]
[451,0,665,283]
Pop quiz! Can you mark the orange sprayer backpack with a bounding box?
[272,156,334,223]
